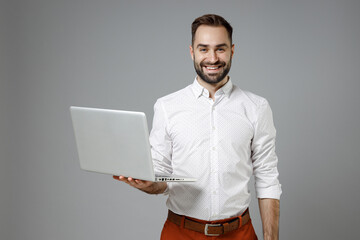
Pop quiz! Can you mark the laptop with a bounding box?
[70,106,196,182]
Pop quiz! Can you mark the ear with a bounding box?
[190,45,194,60]
[231,44,235,58]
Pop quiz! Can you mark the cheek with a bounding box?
[194,56,205,66]
[221,54,232,63]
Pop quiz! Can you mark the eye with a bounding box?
[217,48,225,52]
[199,48,207,52]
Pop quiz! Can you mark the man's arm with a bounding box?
[258,198,280,240]
[113,175,167,194]
[251,100,281,239]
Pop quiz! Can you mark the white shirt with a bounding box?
[149,78,282,221]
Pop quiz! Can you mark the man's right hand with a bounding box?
[113,175,167,194]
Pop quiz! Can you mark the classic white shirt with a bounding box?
[149,77,282,221]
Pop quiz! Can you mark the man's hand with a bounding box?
[113,175,167,194]
[258,198,280,240]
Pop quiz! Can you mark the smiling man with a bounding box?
[114,14,281,240]
[191,24,234,87]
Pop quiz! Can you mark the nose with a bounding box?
[208,50,218,63]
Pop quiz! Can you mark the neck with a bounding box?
[197,76,229,100]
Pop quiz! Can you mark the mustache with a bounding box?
[200,61,226,67]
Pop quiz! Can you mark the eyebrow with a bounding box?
[196,43,229,48]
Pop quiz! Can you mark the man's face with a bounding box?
[190,25,234,84]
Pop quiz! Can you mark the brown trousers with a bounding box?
[160,215,258,240]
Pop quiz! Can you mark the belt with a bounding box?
[167,210,250,236]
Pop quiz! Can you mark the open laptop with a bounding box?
[70,106,196,182]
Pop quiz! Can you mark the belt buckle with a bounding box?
[204,223,222,236]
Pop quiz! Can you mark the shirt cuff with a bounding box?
[161,183,170,195]
[256,184,282,199]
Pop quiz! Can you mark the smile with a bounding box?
[205,66,221,70]
[204,65,223,71]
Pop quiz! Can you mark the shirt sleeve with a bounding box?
[149,99,173,175]
[251,99,282,199]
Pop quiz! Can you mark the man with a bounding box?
[114,14,281,240]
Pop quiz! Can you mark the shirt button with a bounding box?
[212,147,216,151]
[212,126,216,130]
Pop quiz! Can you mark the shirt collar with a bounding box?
[191,77,233,99]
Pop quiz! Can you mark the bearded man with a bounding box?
[114,14,282,240]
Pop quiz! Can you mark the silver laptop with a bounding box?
[70,106,196,182]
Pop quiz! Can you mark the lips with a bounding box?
[201,61,225,72]
[203,65,222,74]
[201,62,225,72]
[205,66,221,70]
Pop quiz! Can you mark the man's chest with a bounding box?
[167,104,254,152]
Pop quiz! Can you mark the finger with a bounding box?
[129,178,148,188]
[115,175,131,185]
[121,176,132,184]
[135,179,144,185]
[127,177,136,185]
[126,177,134,185]
[115,175,152,189]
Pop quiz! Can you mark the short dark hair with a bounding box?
[191,14,233,46]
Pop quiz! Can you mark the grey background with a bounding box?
[1,0,359,239]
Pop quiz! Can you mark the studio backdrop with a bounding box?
[1,0,359,239]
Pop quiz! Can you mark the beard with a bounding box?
[193,58,232,84]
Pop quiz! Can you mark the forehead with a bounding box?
[193,25,231,46]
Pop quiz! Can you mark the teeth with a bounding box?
[206,66,219,70]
